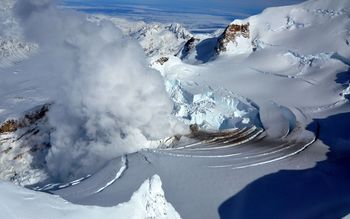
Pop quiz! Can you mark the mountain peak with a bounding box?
[216,22,251,54]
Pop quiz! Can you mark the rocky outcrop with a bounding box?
[178,37,200,59]
[0,104,51,185]
[155,57,169,65]
[0,104,49,134]
[216,23,250,54]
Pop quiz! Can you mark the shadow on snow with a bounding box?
[218,111,350,219]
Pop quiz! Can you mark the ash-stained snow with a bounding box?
[0,106,50,186]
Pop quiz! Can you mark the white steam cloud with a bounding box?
[14,0,186,180]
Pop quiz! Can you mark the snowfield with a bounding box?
[0,174,182,219]
[1,0,350,218]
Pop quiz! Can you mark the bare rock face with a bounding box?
[0,120,17,133]
[189,124,199,134]
[0,104,51,185]
[0,104,49,134]
[216,23,250,54]
[178,37,200,59]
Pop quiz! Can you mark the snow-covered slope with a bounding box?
[175,0,350,64]
[1,0,349,185]
[156,0,350,110]
[245,0,350,58]
[89,15,192,58]
[0,1,262,185]
[0,174,182,219]
[0,0,37,68]
[0,0,20,38]
[0,105,50,186]
[0,38,38,68]
[1,0,350,218]
[164,80,260,130]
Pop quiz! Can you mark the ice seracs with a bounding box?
[165,80,260,131]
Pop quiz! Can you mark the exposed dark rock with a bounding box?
[155,57,169,65]
[3,147,12,154]
[0,104,49,134]
[0,120,18,133]
[178,37,200,59]
[216,23,250,54]
[190,124,199,134]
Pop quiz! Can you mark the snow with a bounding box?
[94,155,128,194]
[52,0,349,218]
[0,38,38,68]
[89,15,192,58]
[0,107,50,186]
[0,0,350,218]
[223,34,252,56]
[1,0,187,181]
[165,79,260,130]
[0,174,182,219]
[259,102,291,138]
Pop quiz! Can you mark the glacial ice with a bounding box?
[165,79,261,131]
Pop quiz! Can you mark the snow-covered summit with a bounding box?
[216,22,252,55]
[89,15,193,58]
[177,0,350,63]
[245,0,350,56]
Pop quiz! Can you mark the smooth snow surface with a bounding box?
[0,174,182,219]
[94,155,127,194]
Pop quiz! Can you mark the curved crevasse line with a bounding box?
[300,99,348,113]
[94,155,128,194]
[150,128,263,158]
[150,106,317,170]
[34,174,92,191]
[188,128,264,151]
[249,67,317,85]
[208,135,316,169]
[172,128,249,150]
